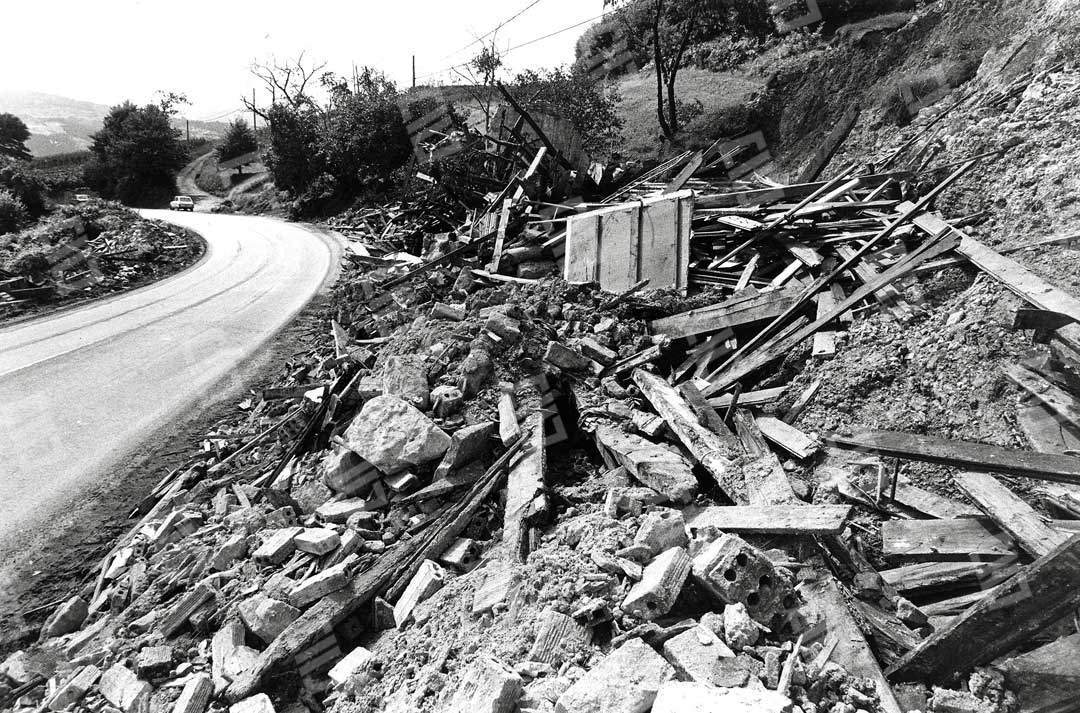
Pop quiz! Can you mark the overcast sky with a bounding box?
[1,0,608,120]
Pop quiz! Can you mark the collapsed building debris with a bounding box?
[11,63,1080,713]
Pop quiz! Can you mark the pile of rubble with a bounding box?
[0,203,203,320]
[7,71,1080,713]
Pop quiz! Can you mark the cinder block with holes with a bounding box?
[691,534,794,623]
[622,546,692,620]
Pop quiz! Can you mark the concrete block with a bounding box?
[328,646,374,686]
[172,673,213,713]
[239,595,301,644]
[230,693,276,713]
[578,337,617,366]
[447,657,523,713]
[634,508,688,555]
[294,528,340,555]
[544,342,597,373]
[555,638,673,713]
[691,533,793,622]
[652,681,792,713]
[160,582,214,637]
[136,645,173,679]
[527,608,592,666]
[660,624,735,683]
[394,560,445,628]
[252,527,303,565]
[322,448,380,496]
[622,546,692,620]
[438,538,480,571]
[316,499,367,524]
[99,664,152,713]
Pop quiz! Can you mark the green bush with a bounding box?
[216,118,259,163]
[4,243,51,276]
[0,188,28,234]
[686,35,768,71]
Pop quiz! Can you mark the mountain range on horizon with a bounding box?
[0,91,230,157]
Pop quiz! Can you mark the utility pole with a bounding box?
[252,88,257,134]
[412,55,416,88]
[186,119,190,144]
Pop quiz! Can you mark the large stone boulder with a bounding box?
[344,395,451,474]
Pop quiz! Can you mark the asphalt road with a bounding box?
[0,210,341,546]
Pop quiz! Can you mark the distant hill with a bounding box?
[0,91,229,157]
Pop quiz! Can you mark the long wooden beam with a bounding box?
[887,533,1080,685]
[824,430,1080,485]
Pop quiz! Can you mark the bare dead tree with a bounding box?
[451,40,505,133]
[242,52,328,120]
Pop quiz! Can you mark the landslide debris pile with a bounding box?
[7,44,1080,713]
[0,203,204,320]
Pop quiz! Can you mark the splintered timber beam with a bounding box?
[887,532,1080,685]
[650,286,802,340]
[824,430,1080,485]
[703,231,961,395]
[684,505,852,535]
[955,471,1069,558]
[631,369,744,503]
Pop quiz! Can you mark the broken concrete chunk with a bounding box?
[692,533,794,623]
[316,498,367,523]
[379,354,431,410]
[652,681,792,713]
[595,425,697,505]
[555,638,674,713]
[578,337,617,366]
[289,560,353,608]
[435,421,498,478]
[211,533,248,571]
[321,449,380,496]
[41,595,88,639]
[485,312,522,344]
[661,623,735,683]
[431,302,466,321]
[724,602,760,650]
[136,645,173,679]
[344,395,451,474]
[544,342,597,373]
[622,546,692,620]
[99,664,152,713]
[239,595,301,644]
[230,693,276,713]
[461,347,494,396]
[48,665,100,711]
[172,673,213,713]
[527,608,593,666]
[294,528,340,555]
[394,559,445,628]
[930,687,996,713]
[446,657,523,713]
[160,582,214,637]
[252,526,302,565]
[634,508,689,555]
[328,646,374,686]
[439,538,480,571]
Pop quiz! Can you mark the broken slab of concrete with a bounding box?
[239,595,301,644]
[651,681,792,713]
[394,559,446,629]
[99,663,152,713]
[344,394,451,474]
[555,638,674,713]
[622,546,692,620]
[660,623,735,683]
[527,607,592,666]
[446,657,522,713]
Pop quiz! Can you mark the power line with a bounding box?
[416,10,612,83]
[439,0,545,61]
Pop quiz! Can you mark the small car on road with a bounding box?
[170,195,195,212]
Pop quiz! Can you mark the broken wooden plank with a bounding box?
[695,172,909,209]
[731,409,800,506]
[825,430,1080,486]
[836,244,916,320]
[707,386,786,409]
[783,380,821,424]
[880,560,1019,598]
[881,517,1017,560]
[906,206,1080,356]
[503,413,547,562]
[887,533,1080,685]
[755,416,818,459]
[890,477,981,519]
[594,424,698,505]
[812,292,837,358]
[997,632,1080,713]
[650,286,801,340]
[684,505,852,535]
[955,472,1069,558]
[802,560,904,713]
[632,369,744,503]
[1003,363,1080,434]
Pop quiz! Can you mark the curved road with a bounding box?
[0,211,341,544]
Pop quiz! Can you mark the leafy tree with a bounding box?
[83,101,189,205]
[510,67,624,158]
[263,103,320,197]
[0,114,32,161]
[600,0,774,139]
[0,188,27,234]
[217,118,259,162]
